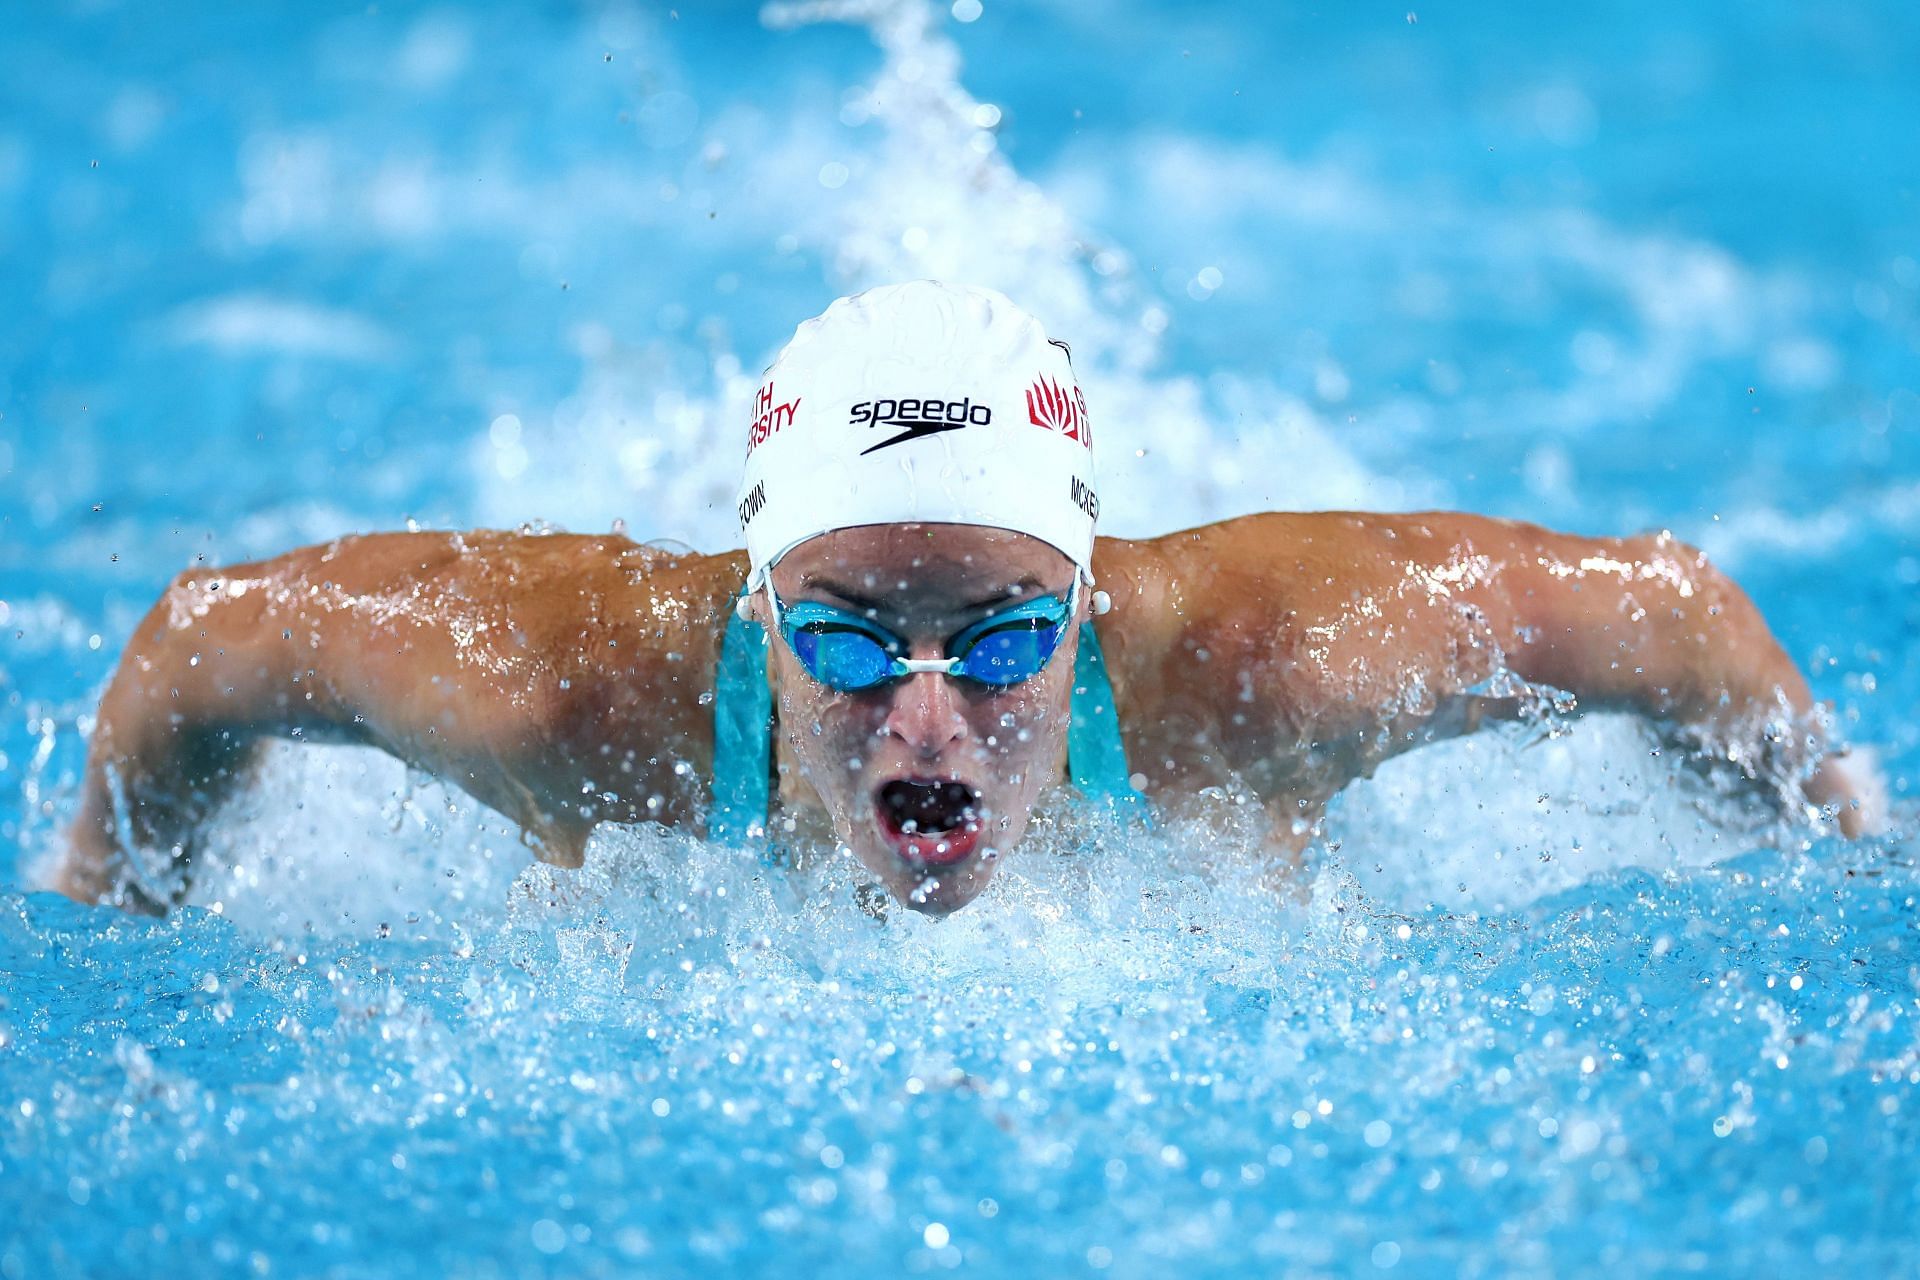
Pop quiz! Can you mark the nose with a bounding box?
[882,671,968,757]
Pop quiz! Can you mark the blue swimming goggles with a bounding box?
[767,579,1080,692]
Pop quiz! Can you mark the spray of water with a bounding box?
[4,5,1915,1274]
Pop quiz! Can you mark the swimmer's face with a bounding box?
[761,524,1081,914]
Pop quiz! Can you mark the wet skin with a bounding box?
[55,512,1885,914]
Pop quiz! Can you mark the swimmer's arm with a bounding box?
[56,552,364,910]
[1482,520,1882,835]
[1111,512,1880,842]
[56,533,728,910]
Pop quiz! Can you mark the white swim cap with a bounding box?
[737,281,1099,588]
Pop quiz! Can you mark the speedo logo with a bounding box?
[851,395,993,455]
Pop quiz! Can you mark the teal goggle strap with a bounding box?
[1068,621,1152,825]
[709,589,772,847]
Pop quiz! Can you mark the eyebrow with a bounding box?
[802,575,1053,614]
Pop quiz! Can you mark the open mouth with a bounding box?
[874,777,983,867]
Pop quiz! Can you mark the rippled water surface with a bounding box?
[2,1,1917,1276]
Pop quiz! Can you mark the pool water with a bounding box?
[2,1,1917,1275]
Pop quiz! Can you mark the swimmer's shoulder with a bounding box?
[199,527,748,651]
[291,526,743,600]
[312,526,739,585]
[1089,515,1336,724]
[1088,509,1517,712]
[1093,511,1384,621]
[1102,510,1547,602]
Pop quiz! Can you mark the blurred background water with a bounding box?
[1,1,1916,1276]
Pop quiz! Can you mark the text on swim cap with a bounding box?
[851,396,993,455]
[738,480,766,527]
[1070,476,1099,519]
[747,381,802,455]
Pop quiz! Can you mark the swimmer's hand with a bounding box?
[1804,747,1890,838]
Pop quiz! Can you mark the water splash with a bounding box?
[475,0,1397,545]
[4,1,1918,1275]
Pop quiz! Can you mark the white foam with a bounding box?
[473,0,1401,540]
[1698,480,1920,570]
[183,742,528,940]
[1043,127,1824,450]
[150,705,1835,954]
[1327,712,1778,914]
[165,293,399,362]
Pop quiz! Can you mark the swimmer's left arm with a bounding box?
[1210,512,1883,836]
[1474,517,1885,835]
[1101,513,1881,838]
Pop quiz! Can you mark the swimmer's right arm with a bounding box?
[56,531,738,911]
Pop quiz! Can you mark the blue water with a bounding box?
[2,1,1917,1275]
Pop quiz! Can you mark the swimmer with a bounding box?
[54,282,1887,915]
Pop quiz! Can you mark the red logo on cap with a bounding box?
[1026,375,1091,448]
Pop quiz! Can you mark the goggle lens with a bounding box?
[789,624,897,691]
[953,616,1066,685]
